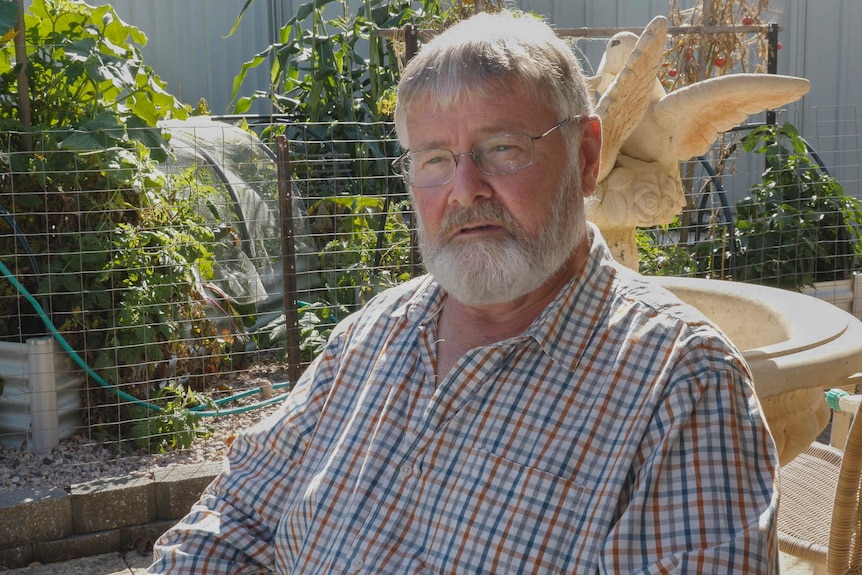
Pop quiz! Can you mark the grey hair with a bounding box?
[394,10,593,151]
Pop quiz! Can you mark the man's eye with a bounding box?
[423,155,448,166]
[484,142,526,157]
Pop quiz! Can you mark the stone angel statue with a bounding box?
[587,15,811,269]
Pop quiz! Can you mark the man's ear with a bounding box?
[579,116,602,198]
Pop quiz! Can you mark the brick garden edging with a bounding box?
[0,460,221,569]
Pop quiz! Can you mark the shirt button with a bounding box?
[349,557,364,572]
[400,463,413,477]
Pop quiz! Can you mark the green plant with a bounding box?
[252,191,411,365]
[129,383,215,453]
[231,0,443,123]
[230,0,504,195]
[253,300,346,365]
[730,123,862,289]
[638,218,699,277]
[310,195,413,310]
[298,302,343,362]
[0,0,185,156]
[89,177,221,386]
[230,0,419,188]
[257,194,413,365]
[0,1,234,442]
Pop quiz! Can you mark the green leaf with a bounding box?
[0,1,19,41]
[128,91,160,126]
[81,110,125,132]
[233,96,254,114]
[230,51,269,109]
[295,0,322,22]
[126,115,170,163]
[226,0,257,38]
[58,130,108,152]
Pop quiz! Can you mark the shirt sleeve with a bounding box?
[600,354,779,574]
[146,282,414,574]
[147,340,342,574]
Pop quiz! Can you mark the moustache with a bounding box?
[437,200,518,238]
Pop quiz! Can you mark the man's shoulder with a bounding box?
[331,275,434,337]
[364,274,433,314]
[619,271,748,357]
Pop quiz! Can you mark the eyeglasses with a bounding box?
[393,117,573,188]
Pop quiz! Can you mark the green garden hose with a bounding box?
[0,258,291,417]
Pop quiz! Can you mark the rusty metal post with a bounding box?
[399,23,422,276]
[14,0,32,152]
[766,23,780,126]
[276,135,302,385]
[403,23,418,62]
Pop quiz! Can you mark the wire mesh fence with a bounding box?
[0,111,860,480]
[0,117,413,468]
[643,105,862,294]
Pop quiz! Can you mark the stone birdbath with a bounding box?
[587,16,862,465]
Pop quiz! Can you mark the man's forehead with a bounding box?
[406,109,544,151]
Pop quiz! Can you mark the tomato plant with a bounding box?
[663,0,775,88]
[731,123,862,289]
[0,0,230,447]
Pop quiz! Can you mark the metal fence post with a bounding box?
[276,135,302,385]
[766,23,779,126]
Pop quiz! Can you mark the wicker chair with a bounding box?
[778,389,862,575]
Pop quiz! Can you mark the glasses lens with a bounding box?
[399,131,540,187]
[403,149,455,187]
[474,134,533,175]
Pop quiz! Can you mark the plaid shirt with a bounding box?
[150,229,778,574]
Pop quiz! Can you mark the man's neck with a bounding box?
[434,237,590,382]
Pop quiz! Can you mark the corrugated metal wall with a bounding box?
[55,1,857,113]
[778,0,862,198]
[22,0,861,196]
[520,0,862,198]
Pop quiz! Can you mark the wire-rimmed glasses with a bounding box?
[393,117,573,188]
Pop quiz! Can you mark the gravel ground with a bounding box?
[0,365,292,495]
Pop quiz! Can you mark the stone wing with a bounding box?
[595,15,668,183]
[651,74,811,160]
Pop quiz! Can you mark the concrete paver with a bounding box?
[0,461,221,571]
[2,551,151,574]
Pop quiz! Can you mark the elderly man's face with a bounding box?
[405,86,590,306]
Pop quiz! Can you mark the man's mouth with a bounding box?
[458,223,499,234]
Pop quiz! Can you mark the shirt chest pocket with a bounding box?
[415,448,587,574]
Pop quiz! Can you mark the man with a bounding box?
[149,9,778,574]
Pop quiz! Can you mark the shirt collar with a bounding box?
[390,274,442,325]
[526,224,619,371]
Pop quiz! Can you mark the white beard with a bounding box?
[417,168,587,306]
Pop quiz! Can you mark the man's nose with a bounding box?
[448,152,492,206]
